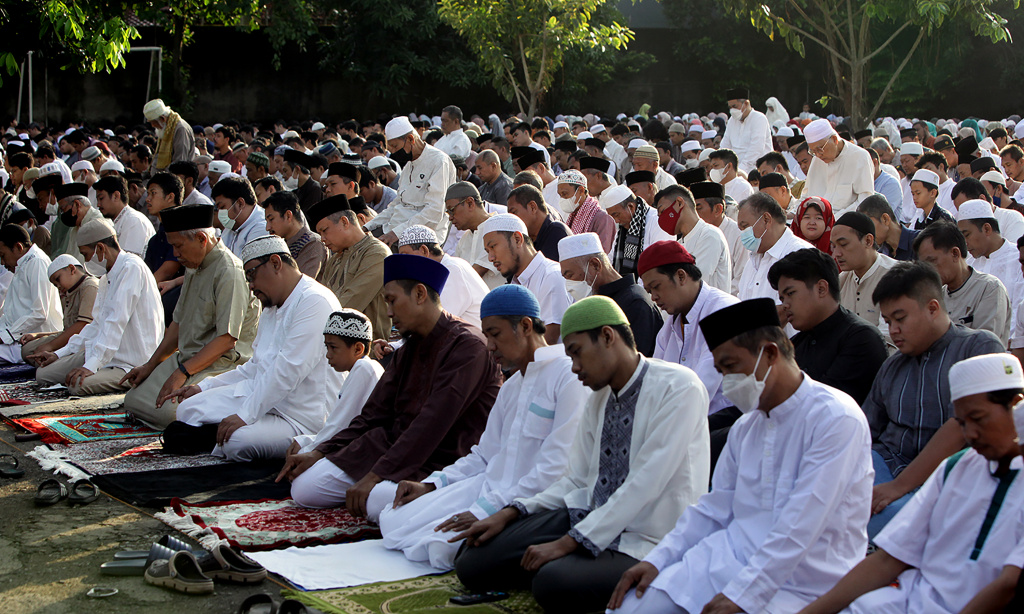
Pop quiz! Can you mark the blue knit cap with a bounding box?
[481,285,542,320]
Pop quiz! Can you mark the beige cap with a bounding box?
[76,219,116,247]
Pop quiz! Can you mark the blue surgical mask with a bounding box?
[740,217,769,252]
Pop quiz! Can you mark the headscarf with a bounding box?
[765,97,791,126]
[792,196,835,255]
[961,119,982,142]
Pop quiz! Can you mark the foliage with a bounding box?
[0,0,139,87]
[438,0,636,116]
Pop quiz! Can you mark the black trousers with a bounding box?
[708,406,743,483]
[454,509,639,613]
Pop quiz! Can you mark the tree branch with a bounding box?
[782,0,828,39]
[808,0,852,56]
[782,19,852,65]
[867,27,926,120]
[861,20,913,63]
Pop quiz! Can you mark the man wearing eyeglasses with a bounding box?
[802,118,875,216]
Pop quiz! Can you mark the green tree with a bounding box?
[0,0,139,87]
[714,0,1017,128]
[438,0,635,116]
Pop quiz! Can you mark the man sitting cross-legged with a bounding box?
[379,285,588,570]
[279,254,502,521]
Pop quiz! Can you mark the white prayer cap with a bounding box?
[616,113,627,120]
[577,131,593,140]
[209,160,231,174]
[897,119,913,129]
[367,156,391,171]
[311,122,326,131]
[598,185,634,210]
[698,148,714,162]
[910,169,939,188]
[398,224,439,247]
[558,232,604,261]
[324,308,373,342]
[591,124,607,134]
[668,123,687,134]
[479,213,528,237]
[775,126,795,138]
[680,141,701,153]
[103,129,115,137]
[804,118,837,143]
[688,124,703,134]
[956,199,996,221]
[553,121,569,130]
[39,162,63,177]
[419,114,430,122]
[557,169,587,188]
[213,123,224,130]
[240,235,289,264]
[949,353,1024,402]
[431,116,443,128]
[384,117,415,141]
[81,146,101,161]
[701,130,717,140]
[633,145,659,161]
[47,254,82,278]
[979,119,990,129]
[71,161,93,174]
[76,219,116,247]
[64,127,76,136]
[980,137,997,151]
[100,159,125,174]
[981,171,1007,187]
[143,98,170,121]
[899,142,924,157]
[627,138,648,150]
[282,130,300,139]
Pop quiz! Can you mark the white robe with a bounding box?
[439,254,489,329]
[681,219,731,293]
[642,376,872,614]
[378,346,588,569]
[294,356,384,454]
[0,245,62,358]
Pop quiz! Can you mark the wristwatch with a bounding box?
[177,360,192,378]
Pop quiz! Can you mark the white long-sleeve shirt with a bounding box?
[112,206,155,257]
[55,252,163,372]
[516,358,710,560]
[970,238,1024,325]
[643,376,873,614]
[294,356,384,454]
[178,275,343,434]
[737,228,813,302]
[440,254,489,329]
[365,144,457,242]
[434,129,471,158]
[682,219,732,292]
[803,142,875,215]
[720,110,773,175]
[717,215,748,295]
[0,245,62,344]
[653,283,738,414]
[514,254,572,326]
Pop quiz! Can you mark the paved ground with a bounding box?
[0,420,292,613]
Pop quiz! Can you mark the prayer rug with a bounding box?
[155,498,380,551]
[0,382,70,405]
[11,412,158,444]
[280,573,542,614]
[27,438,226,481]
[0,363,36,383]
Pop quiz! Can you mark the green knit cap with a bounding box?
[560,296,630,339]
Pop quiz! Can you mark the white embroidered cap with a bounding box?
[949,353,1024,402]
[701,130,717,140]
[100,160,125,174]
[557,169,587,188]
[240,235,289,264]
[478,213,528,237]
[384,116,415,141]
[955,199,996,222]
[323,309,373,342]
[598,185,634,210]
[398,225,439,248]
[558,233,604,261]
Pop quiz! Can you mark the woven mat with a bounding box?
[0,363,36,383]
[281,573,541,614]
[0,381,69,405]
[11,412,159,444]
[155,497,381,551]
[28,437,226,481]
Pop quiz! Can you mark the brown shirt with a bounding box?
[287,227,328,281]
[62,275,100,329]
[319,233,391,340]
[316,312,501,482]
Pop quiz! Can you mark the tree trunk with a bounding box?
[169,14,186,105]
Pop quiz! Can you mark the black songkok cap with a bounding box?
[699,298,780,351]
[625,171,656,186]
[578,157,610,174]
[689,181,725,201]
[675,167,708,187]
[305,195,350,229]
[725,87,749,101]
[161,204,215,232]
[834,211,876,237]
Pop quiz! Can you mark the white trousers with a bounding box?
[289,457,397,523]
[610,587,689,614]
[214,413,303,462]
[0,343,25,364]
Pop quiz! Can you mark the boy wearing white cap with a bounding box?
[800,353,1024,614]
[21,254,99,362]
[365,116,458,248]
[802,118,874,215]
[909,169,955,230]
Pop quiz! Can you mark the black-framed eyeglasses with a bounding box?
[445,198,468,216]
[244,260,270,282]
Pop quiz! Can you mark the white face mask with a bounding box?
[86,251,107,276]
[721,346,772,413]
[559,190,582,214]
[684,158,699,169]
[564,262,595,302]
[218,207,236,231]
[730,107,744,120]
[709,167,727,183]
[26,187,36,200]
[283,176,299,191]
[45,200,58,216]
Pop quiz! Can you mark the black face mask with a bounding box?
[390,144,412,166]
[60,205,77,227]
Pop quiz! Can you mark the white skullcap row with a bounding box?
[911,169,939,188]
[775,126,795,138]
[323,309,373,342]
[598,185,634,210]
[956,199,996,221]
[209,160,232,174]
[47,254,82,278]
[558,169,587,188]
[71,161,93,174]
[900,142,924,157]
[367,156,391,171]
[702,130,717,140]
[577,131,593,140]
[558,233,603,261]
[981,170,1006,186]
[311,122,326,131]
[949,353,1024,402]
[698,148,714,162]
[688,125,703,133]
[590,124,606,134]
[803,118,837,143]
[240,235,289,264]
[384,116,415,141]
[398,224,439,247]
[479,213,528,237]
[680,141,701,153]
[553,121,569,130]
[100,160,125,174]
[627,138,649,150]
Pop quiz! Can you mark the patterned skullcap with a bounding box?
[240,235,289,264]
[557,169,587,187]
[398,225,439,248]
[323,309,372,342]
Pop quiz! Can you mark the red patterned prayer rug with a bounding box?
[11,412,159,444]
[155,498,381,551]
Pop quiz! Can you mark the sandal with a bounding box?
[101,543,177,576]
[68,479,100,505]
[238,594,278,614]
[115,535,199,559]
[34,479,68,506]
[0,454,25,478]
[144,551,214,594]
[197,543,267,584]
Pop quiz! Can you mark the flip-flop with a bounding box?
[114,535,198,559]
[238,594,278,614]
[197,543,267,584]
[14,432,41,442]
[0,454,25,478]
[34,479,67,506]
[100,543,177,576]
[144,551,214,594]
[68,479,100,505]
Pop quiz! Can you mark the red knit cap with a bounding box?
[637,240,696,278]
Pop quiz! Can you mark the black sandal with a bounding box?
[34,478,68,506]
[68,479,100,505]
[0,454,25,478]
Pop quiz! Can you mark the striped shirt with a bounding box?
[861,324,1003,476]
